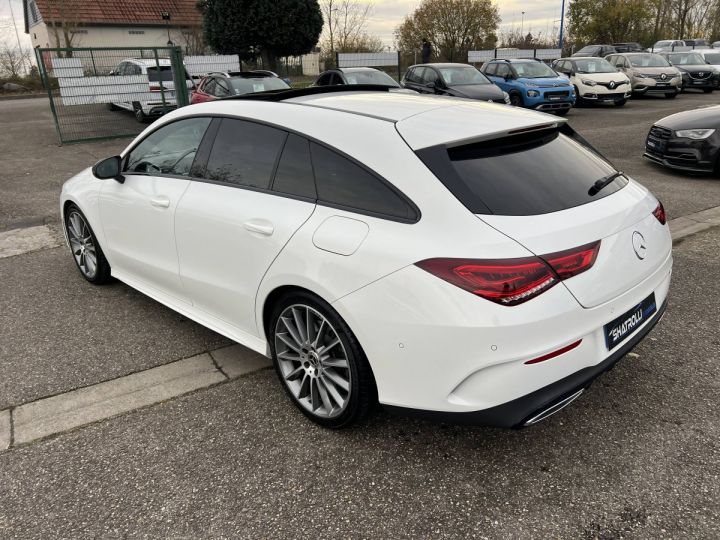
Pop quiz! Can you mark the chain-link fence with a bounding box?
[36,46,190,144]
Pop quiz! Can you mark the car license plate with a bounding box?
[604,293,657,350]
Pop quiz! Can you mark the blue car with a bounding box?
[481,59,576,115]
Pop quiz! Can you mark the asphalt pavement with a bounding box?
[1,95,719,539]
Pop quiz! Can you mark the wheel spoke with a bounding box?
[312,320,326,348]
[318,337,341,355]
[316,377,333,413]
[323,357,348,369]
[84,252,97,275]
[319,376,345,408]
[284,365,304,381]
[292,307,307,343]
[278,351,301,362]
[281,316,304,348]
[277,332,301,353]
[310,378,320,411]
[323,368,349,392]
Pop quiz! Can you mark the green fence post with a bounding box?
[170,46,189,108]
[153,48,168,114]
[36,48,64,145]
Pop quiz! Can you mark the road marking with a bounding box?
[0,225,62,259]
[6,345,271,449]
[0,410,10,451]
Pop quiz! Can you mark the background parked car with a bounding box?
[481,58,575,115]
[659,51,718,93]
[682,38,710,48]
[552,57,631,106]
[613,42,644,53]
[650,39,685,52]
[314,67,400,87]
[572,45,617,57]
[109,58,194,122]
[645,105,720,173]
[190,71,290,104]
[401,63,509,103]
[695,49,720,70]
[606,53,681,98]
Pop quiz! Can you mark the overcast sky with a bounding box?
[0,0,566,49]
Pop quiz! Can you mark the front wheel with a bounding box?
[133,102,147,122]
[554,108,570,116]
[614,99,627,106]
[270,292,376,428]
[509,92,524,107]
[703,88,714,94]
[64,204,112,284]
[665,93,677,99]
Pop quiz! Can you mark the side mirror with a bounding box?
[92,155,124,183]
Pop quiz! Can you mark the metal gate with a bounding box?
[35,46,190,144]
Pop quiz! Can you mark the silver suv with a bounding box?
[605,53,681,98]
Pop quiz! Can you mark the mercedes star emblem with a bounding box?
[632,231,647,260]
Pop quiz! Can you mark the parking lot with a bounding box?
[1,94,719,538]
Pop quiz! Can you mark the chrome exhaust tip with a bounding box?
[523,388,585,427]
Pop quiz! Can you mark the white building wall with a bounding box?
[30,24,193,50]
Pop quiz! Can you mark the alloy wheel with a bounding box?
[274,304,352,419]
[66,211,98,279]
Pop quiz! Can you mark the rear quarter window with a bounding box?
[416,129,628,216]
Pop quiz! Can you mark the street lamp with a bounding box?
[558,0,566,50]
[161,11,173,46]
[521,11,525,37]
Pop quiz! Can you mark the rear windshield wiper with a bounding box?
[589,171,624,196]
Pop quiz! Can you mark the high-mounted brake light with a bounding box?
[653,201,667,225]
[416,241,601,307]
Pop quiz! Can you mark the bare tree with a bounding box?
[320,0,379,64]
[45,0,81,50]
[0,43,31,78]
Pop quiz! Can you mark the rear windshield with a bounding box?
[147,66,191,81]
[229,76,290,94]
[416,129,628,216]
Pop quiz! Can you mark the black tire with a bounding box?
[614,98,627,106]
[665,93,677,99]
[573,86,583,105]
[106,102,120,111]
[133,102,147,123]
[703,88,714,94]
[268,291,377,429]
[509,91,524,107]
[554,108,570,116]
[64,204,112,285]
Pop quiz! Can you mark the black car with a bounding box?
[659,51,718,92]
[401,63,509,103]
[572,44,618,57]
[314,67,400,87]
[613,42,644,53]
[645,107,720,173]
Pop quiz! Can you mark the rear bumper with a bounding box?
[385,298,668,428]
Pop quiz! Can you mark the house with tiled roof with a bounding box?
[23,0,204,52]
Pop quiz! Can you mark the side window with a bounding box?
[330,73,344,85]
[424,68,440,84]
[130,63,142,75]
[316,73,332,86]
[203,77,216,95]
[405,68,417,83]
[205,119,287,189]
[413,67,426,82]
[214,77,231,97]
[484,63,497,76]
[115,62,126,75]
[310,142,417,221]
[496,64,510,78]
[125,117,211,176]
[272,134,317,199]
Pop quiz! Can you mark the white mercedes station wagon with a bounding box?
[61,86,672,428]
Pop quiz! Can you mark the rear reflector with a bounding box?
[524,339,582,364]
[653,201,667,225]
[416,241,601,306]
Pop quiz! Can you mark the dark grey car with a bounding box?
[401,63,509,103]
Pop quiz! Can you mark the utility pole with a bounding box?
[558,0,566,50]
[7,0,29,73]
[521,11,525,37]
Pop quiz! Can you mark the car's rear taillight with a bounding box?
[653,201,667,225]
[541,241,601,280]
[416,241,601,307]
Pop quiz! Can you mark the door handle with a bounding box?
[243,219,274,236]
[150,196,170,209]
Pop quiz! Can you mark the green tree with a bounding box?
[567,0,657,46]
[198,0,323,71]
[395,0,499,62]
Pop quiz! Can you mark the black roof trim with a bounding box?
[220,84,396,102]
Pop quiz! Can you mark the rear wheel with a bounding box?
[133,102,147,122]
[64,204,112,284]
[269,291,376,428]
